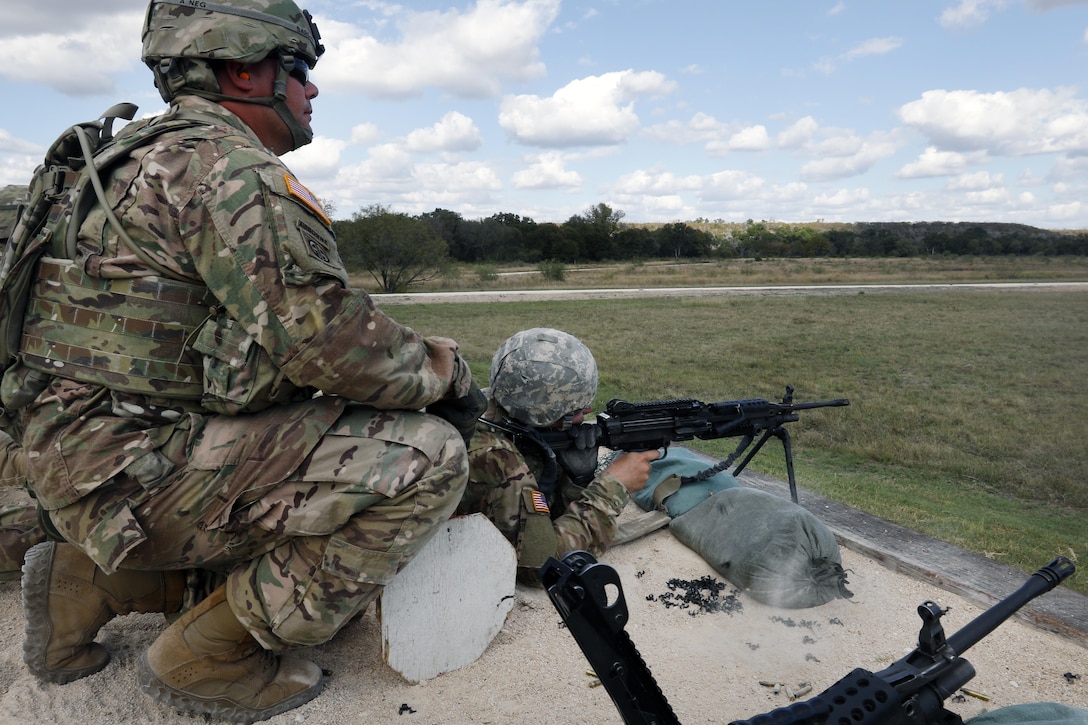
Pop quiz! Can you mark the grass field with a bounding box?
[403,254,1088,293]
[372,257,1088,595]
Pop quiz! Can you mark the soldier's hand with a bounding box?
[606,449,660,494]
[427,379,487,444]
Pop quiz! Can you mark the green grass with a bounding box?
[384,287,1088,595]
[389,255,1088,294]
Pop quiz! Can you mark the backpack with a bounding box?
[0,102,204,401]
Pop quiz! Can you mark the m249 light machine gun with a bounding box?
[541,551,1076,725]
[491,386,848,503]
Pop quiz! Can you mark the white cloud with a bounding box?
[701,170,766,200]
[896,146,971,178]
[613,169,703,196]
[1027,0,1088,9]
[814,36,903,74]
[800,130,903,181]
[843,37,904,60]
[326,150,502,216]
[511,151,582,189]
[350,123,381,145]
[813,187,871,207]
[644,113,729,146]
[0,154,40,187]
[318,0,560,98]
[947,170,1004,190]
[939,0,1013,29]
[499,70,676,147]
[0,0,145,36]
[282,136,349,181]
[777,117,820,149]
[0,129,42,156]
[726,125,772,152]
[898,87,1088,154]
[0,13,143,96]
[939,0,1088,30]
[403,112,482,153]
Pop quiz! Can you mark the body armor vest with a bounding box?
[20,258,213,400]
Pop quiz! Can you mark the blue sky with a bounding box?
[3,0,1088,228]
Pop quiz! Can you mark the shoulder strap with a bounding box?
[63,106,211,272]
[0,102,206,376]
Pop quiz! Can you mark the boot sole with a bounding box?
[21,541,111,684]
[136,651,325,724]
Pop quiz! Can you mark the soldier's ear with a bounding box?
[220,61,256,93]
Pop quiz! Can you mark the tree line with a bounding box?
[331,203,1088,292]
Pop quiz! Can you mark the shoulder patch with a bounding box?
[285,174,330,226]
[530,490,551,514]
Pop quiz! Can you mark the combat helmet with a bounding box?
[141,0,325,150]
[489,328,598,428]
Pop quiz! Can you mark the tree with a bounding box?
[655,222,713,258]
[339,205,450,293]
[580,202,625,260]
[613,227,658,259]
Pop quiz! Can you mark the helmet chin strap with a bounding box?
[161,54,313,152]
[231,54,312,151]
[268,53,313,150]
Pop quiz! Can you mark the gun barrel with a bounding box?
[947,556,1075,655]
[785,398,850,411]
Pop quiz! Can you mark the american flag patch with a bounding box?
[530,490,550,514]
[285,174,331,225]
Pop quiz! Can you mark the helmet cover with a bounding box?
[489,328,598,428]
[141,0,324,69]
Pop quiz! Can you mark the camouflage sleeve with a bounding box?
[463,430,629,568]
[552,469,629,558]
[182,145,469,409]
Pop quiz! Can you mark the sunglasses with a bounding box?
[288,57,312,85]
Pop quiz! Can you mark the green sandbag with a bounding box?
[632,446,741,517]
[669,486,851,608]
[966,703,1088,724]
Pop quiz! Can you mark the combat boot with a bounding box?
[21,540,185,684]
[137,585,324,724]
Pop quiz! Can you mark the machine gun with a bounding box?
[541,551,1076,725]
[486,386,848,503]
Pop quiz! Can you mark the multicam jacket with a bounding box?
[5,94,472,522]
[459,421,629,582]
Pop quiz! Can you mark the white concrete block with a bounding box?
[379,513,517,683]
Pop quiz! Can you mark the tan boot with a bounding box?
[137,585,324,724]
[21,540,185,684]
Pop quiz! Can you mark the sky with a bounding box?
[3,0,1088,228]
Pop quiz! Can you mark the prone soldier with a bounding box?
[458,328,659,583]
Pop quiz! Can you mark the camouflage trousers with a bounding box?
[0,427,45,581]
[47,399,468,650]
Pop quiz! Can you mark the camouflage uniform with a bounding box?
[456,328,628,583]
[0,181,41,581]
[458,401,629,583]
[0,426,44,582]
[3,93,473,649]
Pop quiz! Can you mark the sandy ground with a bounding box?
[0,496,1084,725]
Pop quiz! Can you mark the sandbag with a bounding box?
[632,446,741,517]
[669,486,851,608]
[965,703,1088,724]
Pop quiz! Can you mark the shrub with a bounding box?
[538,259,567,281]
